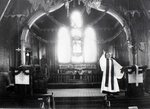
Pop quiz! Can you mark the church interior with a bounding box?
[0,0,150,109]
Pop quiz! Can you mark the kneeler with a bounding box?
[123,65,147,97]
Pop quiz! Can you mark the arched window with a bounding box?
[84,27,97,63]
[57,27,71,63]
[57,11,97,63]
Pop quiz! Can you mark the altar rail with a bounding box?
[48,73,102,83]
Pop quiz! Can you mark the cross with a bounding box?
[16,48,21,52]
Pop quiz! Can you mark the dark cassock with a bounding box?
[99,52,124,93]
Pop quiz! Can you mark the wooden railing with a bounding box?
[48,73,102,83]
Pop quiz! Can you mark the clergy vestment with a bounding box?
[99,53,124,93]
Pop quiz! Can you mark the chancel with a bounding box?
[0,0,150,109]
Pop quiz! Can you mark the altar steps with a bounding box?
[48,88,106,109]
[54,94,150,109]
[48,88,150,109]
[55,96,105,109]
[107,94,150,109]
[1,88,150,109]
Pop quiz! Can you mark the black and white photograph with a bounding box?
[0,0,150,109]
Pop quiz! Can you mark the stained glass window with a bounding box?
[57,11,97,63]
[57,27,71,63]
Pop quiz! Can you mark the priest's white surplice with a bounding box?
[99,53,124,93]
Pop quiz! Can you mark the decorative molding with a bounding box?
[124,10,141,17]
[4,14,26,18]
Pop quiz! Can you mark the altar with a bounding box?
[48,63,102,87]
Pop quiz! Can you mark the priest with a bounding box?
[99,51,124,95]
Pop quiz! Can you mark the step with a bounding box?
[54,96,106,109]
[108,95,150,108]
[47,88,106,109]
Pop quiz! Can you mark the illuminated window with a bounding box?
[70,10,83,63]
[57,10,97,63]
[72,40,82,54]
[70,10,83,28]
[72,56,83,63]
[71,28,82,38]
[57,27,71,63]
[84,27,97,63]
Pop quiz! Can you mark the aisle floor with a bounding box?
[47,88,106,97]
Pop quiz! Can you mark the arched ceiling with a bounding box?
[35,6,117,29]
[0,0,149,43]
[1,0,149,20]
[32,2,120,42]
[1,0,149,33]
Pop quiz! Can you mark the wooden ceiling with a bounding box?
[0,0,149,43]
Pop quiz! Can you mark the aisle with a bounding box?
[47,88,106,97]
[47,88,106,109]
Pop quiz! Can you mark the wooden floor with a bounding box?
[1,88,150,109]
[47,88,106,97]
[0,88,106,109]
[47,88,150,109]
[47,88,107,109]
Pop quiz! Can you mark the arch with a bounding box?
[90,5,131,41]
[20,2,132,65]
[21,3,64,65]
